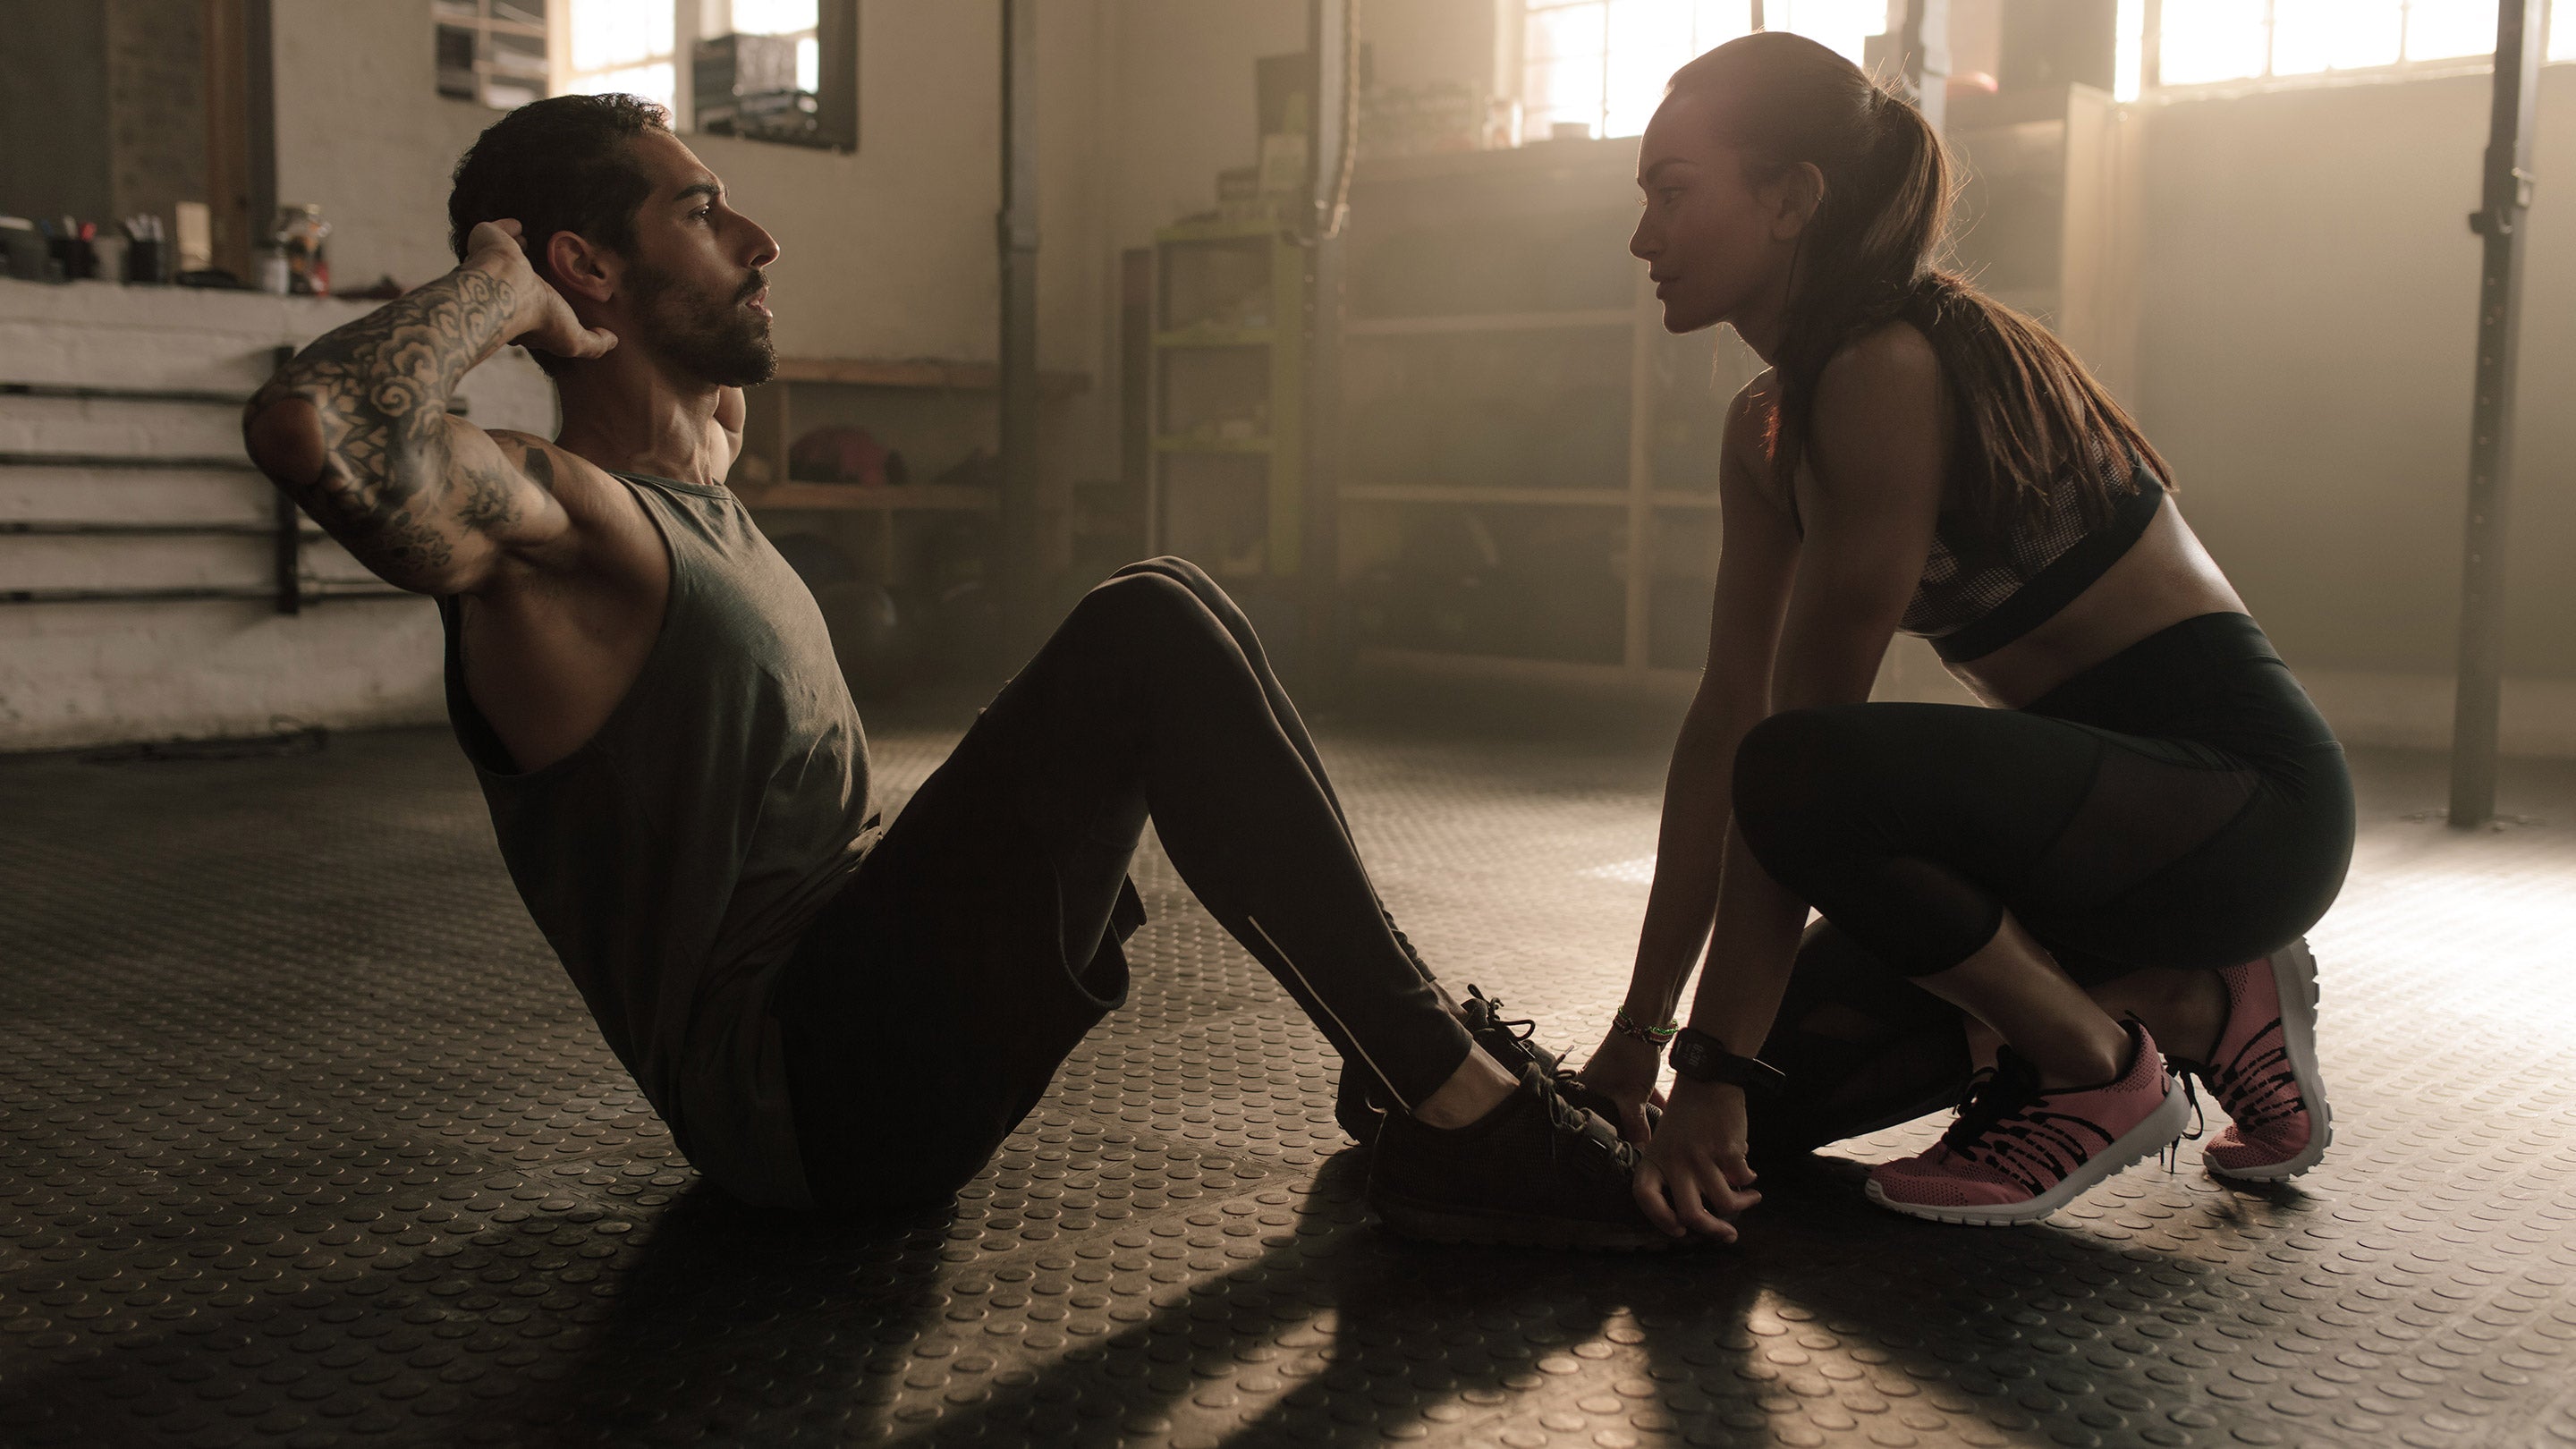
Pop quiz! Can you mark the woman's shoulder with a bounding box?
[1816,318,1942,410]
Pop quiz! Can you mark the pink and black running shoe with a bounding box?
[1866,1019,2190,1226]
[2184,939,2331,1182]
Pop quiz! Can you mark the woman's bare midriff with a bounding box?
[1949,497,2250,710]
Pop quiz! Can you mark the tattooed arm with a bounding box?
[242,220,615,595]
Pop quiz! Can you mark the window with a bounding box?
[433,0,549,110]
[559,0,679,111]
[724,0,822,95]
[1521,0,1900,142]
[2156,0,2574,88]
[427,1,851,147]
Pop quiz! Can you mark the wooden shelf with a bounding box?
[734,481,997,513]
[1353,647,1700,698]
[1344,309,1634,338]
[1153,327,1277,349]
[1154,435,1273,455]
[1343,484,1626,507]
[768,356,1089,395]
[1340,485,1724,508]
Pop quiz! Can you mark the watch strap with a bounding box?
[1667,1028,1790,1095]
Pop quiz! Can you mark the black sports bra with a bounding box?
[1900,465,2165,663]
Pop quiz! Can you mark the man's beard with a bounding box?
[629,260,777,387]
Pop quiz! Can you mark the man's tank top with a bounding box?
[437,470,872,1210]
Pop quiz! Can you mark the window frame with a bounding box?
[433,0,552,112]
[2141,0,2574,96]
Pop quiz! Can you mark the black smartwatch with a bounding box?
[1667,1029,1789,1096]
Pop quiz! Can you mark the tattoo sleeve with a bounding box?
[244,267,529,588]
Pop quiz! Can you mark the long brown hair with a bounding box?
[1666,31,2167,531]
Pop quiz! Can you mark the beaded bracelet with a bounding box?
[1611,1006,1680,1046]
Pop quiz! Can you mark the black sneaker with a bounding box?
[1368,1065,1681,1250]
[1335,981,1655,1145]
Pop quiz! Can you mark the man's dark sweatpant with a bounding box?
[774,557,1475,1211]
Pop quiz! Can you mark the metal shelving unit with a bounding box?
[734,353,1087,583]
[1334,140,1758,685]
[1145,211,1308,585]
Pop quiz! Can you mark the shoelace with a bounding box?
[1533,1074,1637,1174]
[1466,985,1631,1114]
[2203,1017,2304,1131]
[1937,1053,2123,1196]
[1938,1060,2035,1157]
[1465,984,1539,1050]
[2160,1072,2207,1172]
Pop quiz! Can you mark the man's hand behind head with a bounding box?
[465,219,618,363]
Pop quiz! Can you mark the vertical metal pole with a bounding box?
[1887,0,1952,131]
[1301,0,1352,684]
[270,345,300,614]
[997,0,1043,655]
[2448,0,2543,829]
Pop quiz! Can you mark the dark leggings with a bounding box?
[776,558,1470,1211]
[1729,613,2355,1156]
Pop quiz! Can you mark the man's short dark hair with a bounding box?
[447,93,671,287]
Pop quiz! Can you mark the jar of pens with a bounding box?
[0,214,176,284]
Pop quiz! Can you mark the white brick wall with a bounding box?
[0,276,554,750]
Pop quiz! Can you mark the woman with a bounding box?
[1573,31,2354,1232]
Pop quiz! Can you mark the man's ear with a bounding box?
[544,230,620,305]
[1769,162,1826,242]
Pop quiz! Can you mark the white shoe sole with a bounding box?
[1864,1076,2192,1226]
[2206,937,2334,1183]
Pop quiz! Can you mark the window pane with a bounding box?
[2116,0,2147,98]
[731,0,818,35]
[1767,0,1886,67]
[2158,0,2269,83]
[1526,0,1607,135]
[2406,0,2499,59]
[1606,0,1700,137]
[489,27,548,77]
[797,35,818,92]
[2555,0,2576,60]
[569,0,672,71]
[2275,0,2401,72]
[1528,2,1608,67]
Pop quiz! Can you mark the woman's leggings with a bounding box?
[1725,612,2355,1157]
[776,558,1471,1210]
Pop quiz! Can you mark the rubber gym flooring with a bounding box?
[4,699,2575,1449]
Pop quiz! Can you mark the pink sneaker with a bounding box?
[1866,1020,2189,1225]
[2189,939,2330,1182]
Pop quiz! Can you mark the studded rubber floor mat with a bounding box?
[3,716,2572,1449]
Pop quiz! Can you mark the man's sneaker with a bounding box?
[1368,1065,1682,1250]
[1334,981,1645,1144]
[2183,939,2330,1182]
[1865,1019,2189,1226]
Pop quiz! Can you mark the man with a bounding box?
[242,94,1707,1250]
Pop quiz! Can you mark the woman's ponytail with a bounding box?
[1665,33,2169,534]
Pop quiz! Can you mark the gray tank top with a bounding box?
[438,470,871,1210]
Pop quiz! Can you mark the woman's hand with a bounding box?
[1633,1077,1761,1242]
[1575,1030,1669,1145]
